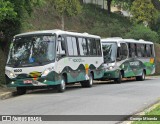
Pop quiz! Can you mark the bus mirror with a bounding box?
[60,50,65,55]
[118,43,121,47]
[116,57,121,61]
[117,55,123,61]
[57,50,66,59]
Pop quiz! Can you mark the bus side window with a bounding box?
[116,47,121,61]
[137,44,142,57]
[130,43,136,58]
[150,45,153,57]
[96,39,102,56]
[146,44,151,57]
[128,43,131,57]
[78,38,88,56]
[66,36,78,56]
[57,36,66,58]
[120,43,128,60]
[141,44,146,57]
[88,38,97,55]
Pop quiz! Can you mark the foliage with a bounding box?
[50,0,82,30]
[0,0,44,84]
[124,24,159,43]
[112,0,134,10]
[0,0,45,44]
[131,0,159,26]
[0,0,17,22]
[52,0,82,16]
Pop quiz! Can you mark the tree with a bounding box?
[53,0,82,30]
[0,0,44,85]
[131,0,158,27]
[0,0,17,22]
[125,24,159,43]
[107,0,112,15]
[107,0,134,15]
[113,0,134,10]
[0,0,44,44]
[152,0,160,10]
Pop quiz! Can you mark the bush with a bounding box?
[124,25,159,43]
[154,43,160,75]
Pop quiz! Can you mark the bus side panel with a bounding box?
[92,64,104,79]
[143,58,155,75]
[54,57,104,83]
[120,58,155,77]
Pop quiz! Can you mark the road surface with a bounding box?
[0,77,160,124]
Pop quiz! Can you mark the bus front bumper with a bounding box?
[6,76,61,87]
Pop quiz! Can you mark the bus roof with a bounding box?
[15,29,101,39]
[101,37,123,42]
[101,38,153,44]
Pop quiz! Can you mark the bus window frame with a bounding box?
[120,42,128,60]
[56,35,67,60]
[127,42,154,59]
[64,34,102,57]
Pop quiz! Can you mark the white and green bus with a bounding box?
[5,30,104,94]
[101,38,155,83]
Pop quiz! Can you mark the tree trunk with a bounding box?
[107,0,112,15]
[0,48,6,85]
[152,0,160,10]
[61,14,64,30]
[79,0,83,4]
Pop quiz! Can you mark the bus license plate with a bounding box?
[23,80,33,84]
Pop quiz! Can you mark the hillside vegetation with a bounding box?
[21,4,132,37]
[0,3,160,85]
[21,3,160,76]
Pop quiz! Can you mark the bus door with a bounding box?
[117,42,128,76]
[56,36,67,76]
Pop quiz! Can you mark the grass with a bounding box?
[132,103,160,124]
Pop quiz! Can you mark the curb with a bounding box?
[146,76,160,79]
[120,100,160,124]
[0,91,16,100]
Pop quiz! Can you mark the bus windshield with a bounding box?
[102,42,117,63]
[7,35,56,67]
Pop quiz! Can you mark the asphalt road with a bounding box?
[0,77,160,124]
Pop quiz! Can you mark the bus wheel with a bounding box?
[114,72,122,83]
[17,87,26,95]
[136,71,145,81]
[81,73,93,88]
[57,76,66,93]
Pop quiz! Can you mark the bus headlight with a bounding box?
[5,70,16,79]
[41,68,52,77]
[109,66,113,70]
[108,66,114,70]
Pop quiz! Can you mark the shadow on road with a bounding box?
[24,78,154,95]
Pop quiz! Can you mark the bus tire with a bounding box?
[136,71,145,81]
[57,76,66,93]
[80,81,86,87]
[81,73,93,88]
[17,87,26,95]
[114,71,122,83]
